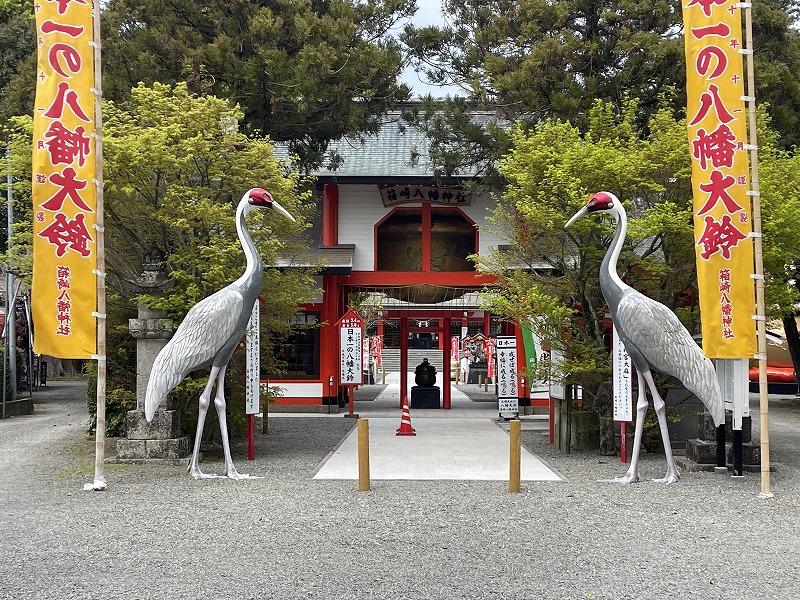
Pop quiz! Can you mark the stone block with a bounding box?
[134,338,169,408]
[116,437,189,460]
[411,386,440,409]
[685,438,720,464]
[115,438,147,460]
[1,398,33,417]
[685,438,761,466]
[697,413,752,443]
[147,438,189,459]
[126,408,180,440]
[727,443,761,466]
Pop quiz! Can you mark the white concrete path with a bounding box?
[313,372,563,482]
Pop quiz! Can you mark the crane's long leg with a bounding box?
[607,370,648,484]
[214,364,260,480]
[188,366,222,479]
[643,370,680,483]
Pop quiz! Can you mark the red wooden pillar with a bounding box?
[442,317,451,409]
[320,275,339,404]
[400,315,408,407]
[322,184,339,247]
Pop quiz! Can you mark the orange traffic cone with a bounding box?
[396,396,416,436]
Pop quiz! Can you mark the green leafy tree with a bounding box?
[479,99,712,452]
[0,0,35,122]
[754,107,800,379]
[100,0,415,167]
[401,0,800,180]
[405,0,685,121]
[103,83,320,436]
[479,98,800,453]
[5,83,320,434]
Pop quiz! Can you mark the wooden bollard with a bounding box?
[509,419,521,493]
[358,419,370,491]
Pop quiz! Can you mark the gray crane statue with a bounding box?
[565,191,724,483]
[145,188,295,479]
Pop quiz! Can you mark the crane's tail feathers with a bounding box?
[683,357,725,427]
[144,346,185,422]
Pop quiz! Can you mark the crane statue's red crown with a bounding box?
[248,187,274,207]
[586,191,615,212]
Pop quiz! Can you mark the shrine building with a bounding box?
[269,109,549,411]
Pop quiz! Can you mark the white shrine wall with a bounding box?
[336,184,506,272]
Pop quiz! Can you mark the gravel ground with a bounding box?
[1,381,800,600]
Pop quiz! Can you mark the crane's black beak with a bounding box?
[270,199,296,222]
[565,205,588,228]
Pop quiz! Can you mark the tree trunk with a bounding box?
[782,315,800,395]
[596,383,616,455]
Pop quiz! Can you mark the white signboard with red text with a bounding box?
[339,309,363,386]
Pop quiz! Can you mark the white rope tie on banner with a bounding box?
[754,353,767,360]
[750,273,764,280]
[92,312,107,319]
[91,354,106,361]
[748,231,763,238]
[752,315,766,321]
[738,48,754,55]
[735,2,752,8]
[92,224,105,232]
[92,268,106,277]
[91,177,104,187]
[746,189,760,196]
[741,96,755,102]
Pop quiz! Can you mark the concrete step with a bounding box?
[379,349,451,373]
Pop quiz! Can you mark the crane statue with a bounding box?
[565,191,724,483]
[145,188,295,479]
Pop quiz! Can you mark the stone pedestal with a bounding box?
[114,261,189,463]
[411,386,440,409]
[116,409,189,462]
[468,366,488,384]
[681,413,759,472]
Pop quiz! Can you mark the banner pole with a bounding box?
[3,145,9,419]
[0,145,14,419]
[743,1,771,498]
[85,0,107,492]
[5,148,16,405]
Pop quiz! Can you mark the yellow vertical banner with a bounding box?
[31,0,96,358]
[683,0,756,359]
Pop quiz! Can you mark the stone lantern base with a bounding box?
[114,409,189,464]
